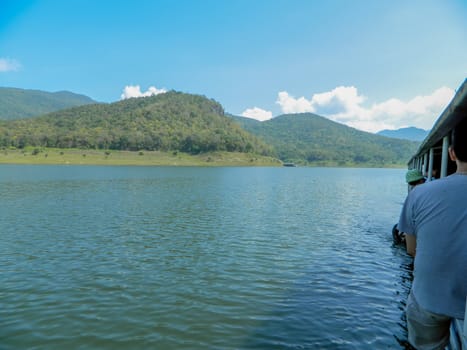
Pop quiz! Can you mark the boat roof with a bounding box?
[409,78,467,164]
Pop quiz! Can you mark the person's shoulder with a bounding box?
[413,175,464,196]
[429,174,467,186]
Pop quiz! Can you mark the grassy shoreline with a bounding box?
[0,147,407,168]
[0,147,283,167]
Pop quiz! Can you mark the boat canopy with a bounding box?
[408,78,467,179]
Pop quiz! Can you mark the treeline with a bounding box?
[0,92,274,156]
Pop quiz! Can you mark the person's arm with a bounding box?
[405,233,416,257]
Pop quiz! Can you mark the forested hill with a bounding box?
[0,91,273,155]
[231,113,419,166]
[0,87,96,120]
[0,89,419,166]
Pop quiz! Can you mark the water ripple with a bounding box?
[0,165,411,349]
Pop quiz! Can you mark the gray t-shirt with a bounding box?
[398,173,467,319]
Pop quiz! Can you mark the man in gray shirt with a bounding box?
[398,118,467,349]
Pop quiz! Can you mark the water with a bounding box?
[0,165,414,349]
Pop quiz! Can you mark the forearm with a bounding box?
[405,234,416,257]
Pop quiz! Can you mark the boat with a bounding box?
[405,78,467,350]
[408,78,467,179]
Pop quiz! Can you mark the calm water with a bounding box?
[1,165,414,349]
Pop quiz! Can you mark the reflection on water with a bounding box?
[0,165,415,349]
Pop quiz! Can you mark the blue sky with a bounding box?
[1,0,466,132]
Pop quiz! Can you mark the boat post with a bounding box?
[423,153,428,176]
[428,148,434,181]
[441,136,450,178]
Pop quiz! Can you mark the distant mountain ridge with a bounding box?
[231,113,419,166]
[0,87,96,120]
[377,127,428,141]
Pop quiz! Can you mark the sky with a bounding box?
[1,0,466,133]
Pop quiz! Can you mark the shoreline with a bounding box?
[0,148,407,168]
[0,148,282,167]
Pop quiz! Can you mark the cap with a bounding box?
[406,169,424,184]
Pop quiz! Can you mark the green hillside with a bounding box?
[0,89,419,167]
[0,87,96,120]
[0,91,273,156]
[231,113,419,166]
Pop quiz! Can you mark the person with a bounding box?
[405,169,426,188]
[398,118,467,349]
[392,169,426,245]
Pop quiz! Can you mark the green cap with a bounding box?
[406,169,424,184]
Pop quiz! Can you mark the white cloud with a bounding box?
[275,86,455,133]
[120,85,167,99]
[276,91,314,114]
[310,86,366,120]
[0,58,21,72]
[241,107,273,121]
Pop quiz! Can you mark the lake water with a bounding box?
[0,165,415,349]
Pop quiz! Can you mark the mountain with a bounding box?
[377,127,428,141]
[0,91,273,156]
[231,113,420,166]
[0,87,97,120]
[0,89,420,166]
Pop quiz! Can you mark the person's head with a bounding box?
[450,118,467,163]
[406,169,425,187]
